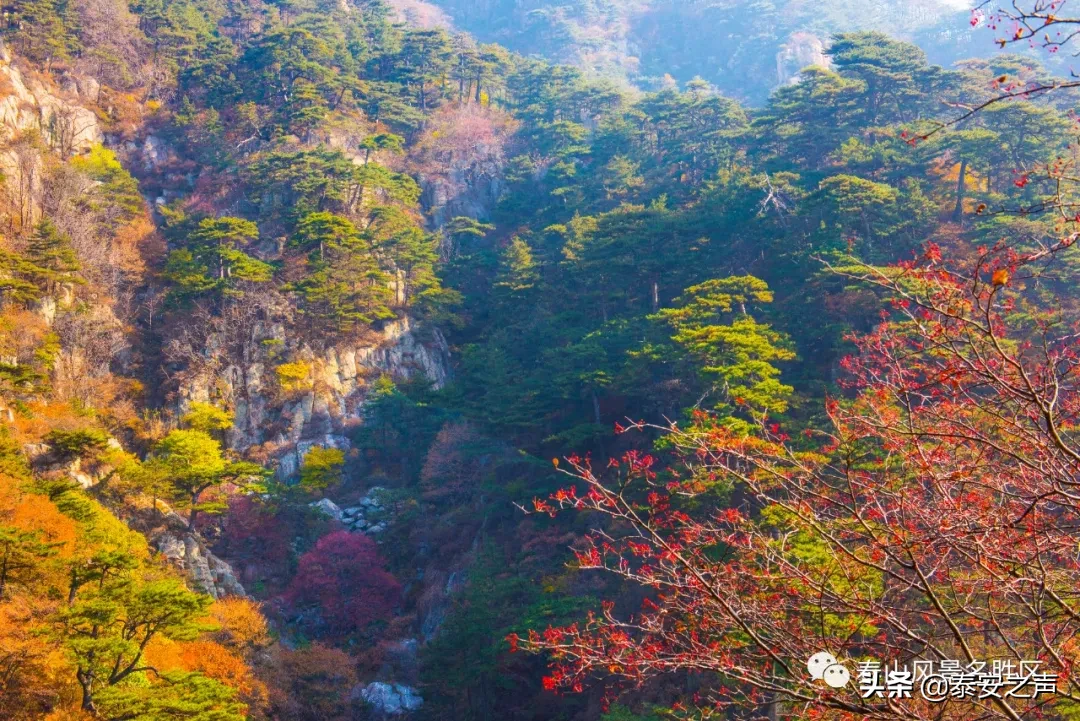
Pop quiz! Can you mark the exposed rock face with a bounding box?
[0,42,102,226]
[24,437,124,489]
[156,531,247,599]
[354,681,424,716]
[179,317,451,479]
[140,134,176,171]
[776,32,831,86]
[0,41,102,154]
[411,105,516,231]
[384,0,454,29]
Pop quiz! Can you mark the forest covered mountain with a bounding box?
[391,0,1013,102]
[2,0,1080,719]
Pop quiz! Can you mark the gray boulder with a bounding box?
[309,498,344,522]
[355,682,423,715]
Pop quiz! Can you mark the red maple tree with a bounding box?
[282,531,401,638]
[515,235,1080,720]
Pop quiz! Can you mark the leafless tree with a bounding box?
[72,0,148,89]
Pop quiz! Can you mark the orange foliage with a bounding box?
[145,636,269,715]
[0,310,50,366]
[9,493,77,556]
[180,641,268,708]
[143,635,186,672]
[111,216,164,277]
[266,644,357,721]
[0,473,21,513]
[43,710,92,721]
[11,400,99,443]
[0,598,77,719]
[0,469,77,570]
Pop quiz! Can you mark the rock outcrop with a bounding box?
[411,104,515,231]
[179,316,451,480]
[310,486,392,535]
[354,681,424,716]
[776,32,831,86]
[0,43,102,152]
[0,41,102,225]
[156,530,247,599]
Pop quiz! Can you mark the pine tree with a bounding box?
[7,0,79,66]
[95,671,246,721]
[58,577,217,713]
[653,276,795,423]
[70,146,144,228]
[289,212,394,332]
[165,217,273,302]
[0,249,45,306]
[397,28,453,113]
[0,526,58,597]
[493,237,538,300]
[148,430,267,531]
[23,218,81,295]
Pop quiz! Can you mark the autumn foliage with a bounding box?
[519,237,1080,720]
[281,530,401,638]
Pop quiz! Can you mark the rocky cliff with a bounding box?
[0,41,101,153]
[0,40,102,226]
[411,104,516,232]
[178,316,451,479]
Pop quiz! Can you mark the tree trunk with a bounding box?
[187,490,203,532]
[953,158,968,223]
[592,390,601,424]
[68,569,80,605]
[78,670,96,713]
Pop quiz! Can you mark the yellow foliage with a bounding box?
[208,596,272,653]
[274,361,313,394]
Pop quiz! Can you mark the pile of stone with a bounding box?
[309,487,389,535]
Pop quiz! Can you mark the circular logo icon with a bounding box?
[823,663,851,689]
[807,651,838,681]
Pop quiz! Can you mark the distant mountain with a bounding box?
[401,0,1043,103]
